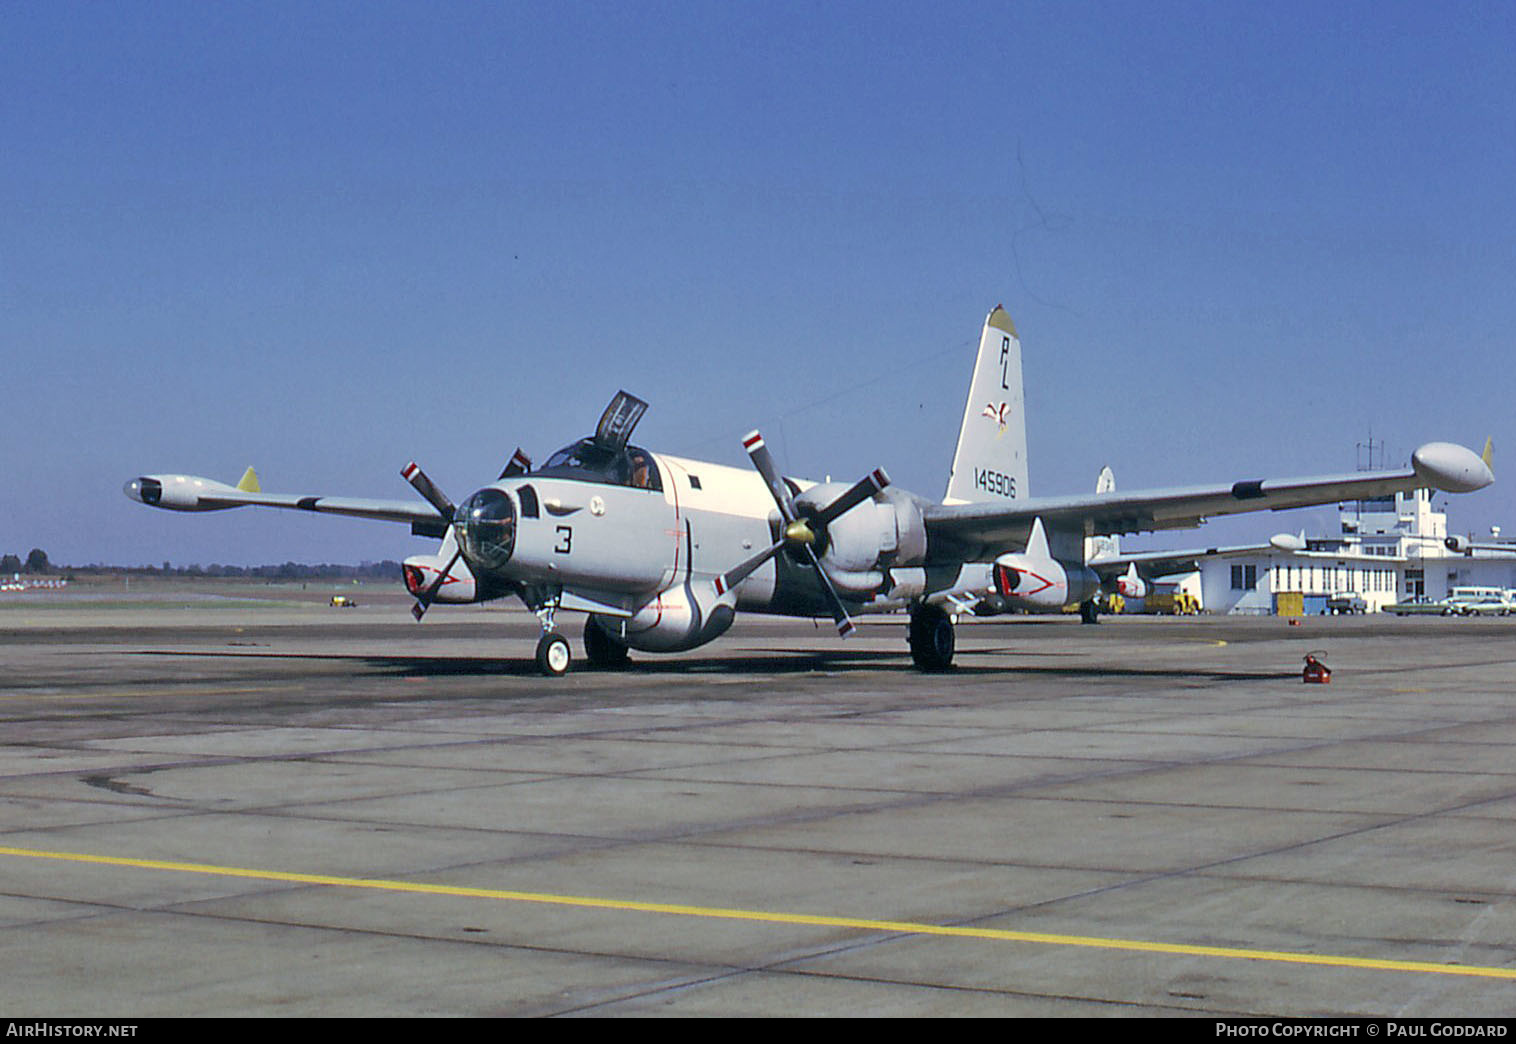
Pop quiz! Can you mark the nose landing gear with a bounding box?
[532,600,572,677]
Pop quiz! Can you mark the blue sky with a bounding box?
[4,1,1513,566]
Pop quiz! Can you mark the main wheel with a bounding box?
[535,633,572,676]
[909,604,956,671]
[583,617,631,668]
[1080,599,1100,625]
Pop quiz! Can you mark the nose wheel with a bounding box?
[530,599,573,677]
[535,632,572,676]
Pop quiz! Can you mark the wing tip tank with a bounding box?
[1412,442,1495,493]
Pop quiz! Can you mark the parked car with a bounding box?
[1388,598,1452,616]
[1327,594,1367,615]
[1446,587,1514,616]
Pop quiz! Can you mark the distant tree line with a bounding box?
[1,549,52,574]
[2,550,401,581]
[141,561,405,579]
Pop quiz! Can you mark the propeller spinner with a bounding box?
[740,430,889,638]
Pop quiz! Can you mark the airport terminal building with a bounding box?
[1192,489,1516,614]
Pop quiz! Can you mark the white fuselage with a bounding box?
[481,452,953,629]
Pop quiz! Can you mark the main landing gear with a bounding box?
[532,604,633,677]
[583,616,632,669]
[1080,599,1100,625]
[909,602,956,672]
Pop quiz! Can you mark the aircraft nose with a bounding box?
[455,488,516,570]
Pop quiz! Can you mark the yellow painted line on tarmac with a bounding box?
[2,843,1512,981]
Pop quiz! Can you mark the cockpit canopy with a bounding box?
[533,439,662,491]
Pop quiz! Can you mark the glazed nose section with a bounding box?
[123,477,162,505]
[456,488,516,570]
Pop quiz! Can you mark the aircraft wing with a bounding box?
[1087,535,1304,582]
[124,473,442,528]
[924,442,1493,564]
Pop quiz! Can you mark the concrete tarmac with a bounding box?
[3,583,1516,1016]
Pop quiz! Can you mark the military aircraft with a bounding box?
[124,305,1494,675]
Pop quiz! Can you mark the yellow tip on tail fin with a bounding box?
[1481,437,1494,475]
[235,467,261,493]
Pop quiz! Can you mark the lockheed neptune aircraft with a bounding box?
[125,306,1494,675]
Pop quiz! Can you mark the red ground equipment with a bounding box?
[1302,651,1331,684]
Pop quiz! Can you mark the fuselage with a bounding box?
[433,442,978,634]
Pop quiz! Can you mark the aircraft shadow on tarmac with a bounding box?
[136,647,1296,681]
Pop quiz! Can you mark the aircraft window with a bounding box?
[517,484,540,518]
[535,440,662,491]
[688,475,702,490]
[627,447,662,491]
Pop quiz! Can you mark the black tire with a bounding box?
[583,617,631,668]
[909,604,955,671]
[535,633,572,677]
[1080,599,1100,625]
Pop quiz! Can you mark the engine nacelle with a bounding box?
[1445,535,1472,554]
[618,579,738,652]
[991,551,1099,610]
[1115,567,1147,599]
[795,485,928,596]
[403,531,482,604]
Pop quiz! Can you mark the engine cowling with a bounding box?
[403,534,482,605]
[991,551,1099,610]
[794,485,928,596]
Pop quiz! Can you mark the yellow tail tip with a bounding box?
[235,466,261,493]
[1481,437,1494,475]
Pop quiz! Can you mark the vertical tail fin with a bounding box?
[944,305,1029,505]
[1086,466,1119,561]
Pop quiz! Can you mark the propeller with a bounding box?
[402,461,456,519]
[402,461,462,621]
[739,430,890,638]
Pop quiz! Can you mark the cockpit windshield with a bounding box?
[534,439,662,491]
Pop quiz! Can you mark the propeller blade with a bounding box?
[498,447,532,480]
[401,461,456,520]
[808,468,891,529]
[411,548,463,621]
[741,430,798,524]
[716,539,785,595]
[738,428,866,638]
[802,544,856,638]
